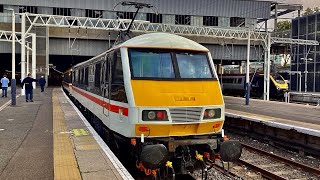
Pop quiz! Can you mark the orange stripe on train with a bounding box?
[72,86,129,116]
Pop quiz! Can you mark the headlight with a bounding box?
[142,110,168,121]
[147,111,156,120]
[203,109,221,119]
[208,109,215,118]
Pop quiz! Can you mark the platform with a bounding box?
[224,96,320,137]
[0,88,133,180]
[0,88,11,110]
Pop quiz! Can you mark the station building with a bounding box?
[0,0,302,85]
[291,13,320,92]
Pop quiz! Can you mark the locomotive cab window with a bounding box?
[128,49,215,80]
[109,50,127,103]
[176,52,213,79]
[129,49,174,78]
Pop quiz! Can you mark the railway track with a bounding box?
[233,143,320,180]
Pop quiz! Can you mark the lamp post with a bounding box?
[300,58,313,92]
[4,8,16,105]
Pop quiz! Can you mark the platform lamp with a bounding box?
[300,58,313,93]
[4,8,16,105]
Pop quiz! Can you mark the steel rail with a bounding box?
[237,159,287,180]
[242,143,320,176]
[211,164,241,179]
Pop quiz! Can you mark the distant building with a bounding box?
[291,13,320,92]
[0,0,303,84]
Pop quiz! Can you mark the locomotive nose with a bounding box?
[219,140,242,162]
[140,144,169,169]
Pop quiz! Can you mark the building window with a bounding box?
[19,6,38,14]
[203,16,218,26]
[53,8,71,16]
[0,5,3,13]
[230,17,245,27]
[117,11,134,19]
[86,9,103,18]
[147,13,162,23]
[175,15,191,25]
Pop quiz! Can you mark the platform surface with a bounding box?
[0,88,132,180]
[224,96,320,134]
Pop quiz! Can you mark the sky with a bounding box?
[260,0,320,29]
[274,0,320,18]
[277,0,320,8]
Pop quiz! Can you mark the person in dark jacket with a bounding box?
[22,73,38,102]
[39,76,46,92]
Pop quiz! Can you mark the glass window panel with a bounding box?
[175,15,191,25]
[315,73,320,92]
[230,17,245,27]
[176,52,212,78]
[130,50,174,78]
[147,13,162,23]
[203,16,218,26]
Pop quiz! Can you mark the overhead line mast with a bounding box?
[121,1,154,34]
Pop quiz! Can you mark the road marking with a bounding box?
[0,100,11,111]
[0,94,21,112]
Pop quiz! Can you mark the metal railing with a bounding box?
[285,92,320,106]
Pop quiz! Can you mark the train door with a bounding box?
[102,54,111,124]
[251,75,264,97]
[109,50,127,123]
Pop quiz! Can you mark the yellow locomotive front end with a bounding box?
[120,33,242,177]
[132,78,224,137]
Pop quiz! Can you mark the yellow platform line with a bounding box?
[53,89,82,180]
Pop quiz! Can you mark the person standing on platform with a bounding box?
[0,75,9,97]
[39,76,46,92]
[22,73,37,102]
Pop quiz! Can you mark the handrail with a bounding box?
[285,91,320,106]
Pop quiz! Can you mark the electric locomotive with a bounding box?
[63,32,241,178]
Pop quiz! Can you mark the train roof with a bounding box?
[120,33,209,52]
[71,33,209,70]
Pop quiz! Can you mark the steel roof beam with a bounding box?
[20,13,318,46]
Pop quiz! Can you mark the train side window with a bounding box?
[77,70,80,84]
[70,72,73,83]
[112,50,124,83]
[237,78,242,84]
[72,71,75,83]
[78,69,81,84]
[84,67,89,85]
[95,63,101,87]
[223,78,233,83]
[79,69,82,84]
[105,55,110,84]
[110,50,127,103]
[102,55,111,98]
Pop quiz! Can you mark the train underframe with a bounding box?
[64,88,242,179]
